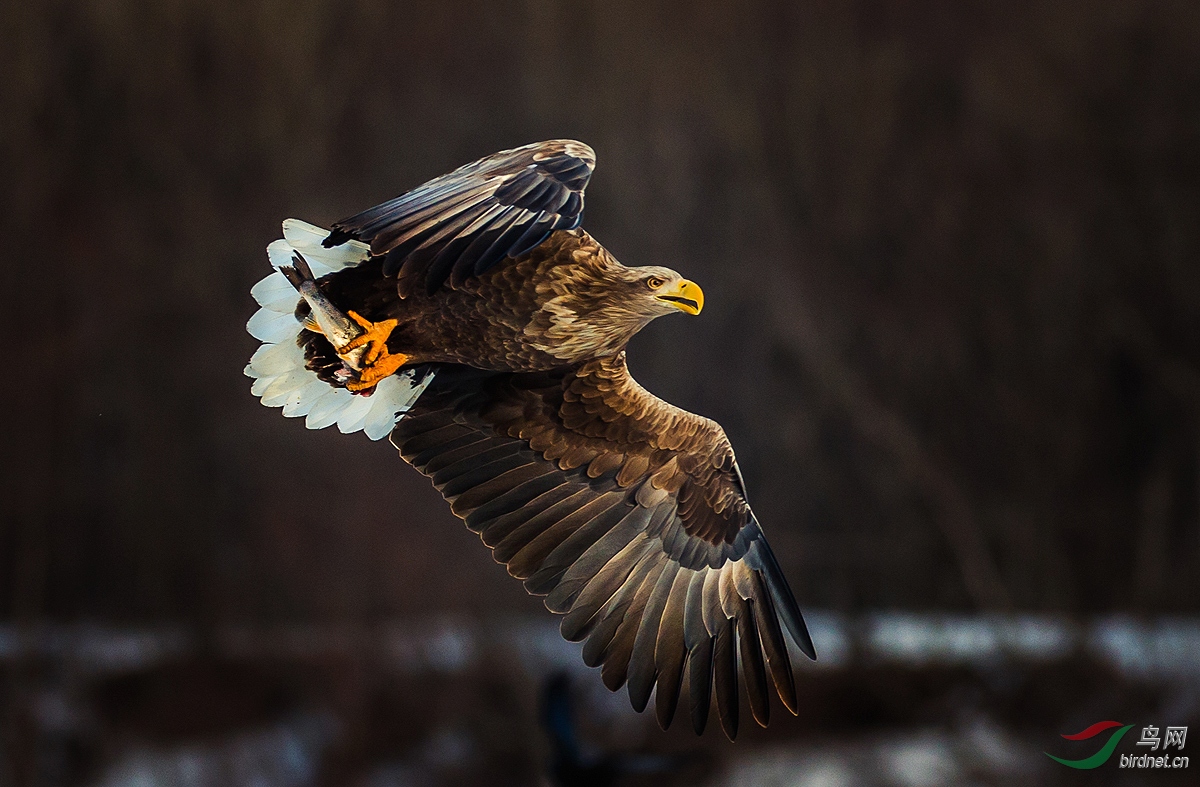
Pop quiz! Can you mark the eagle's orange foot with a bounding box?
[339,311,398,364]
[345,351,408,392]
[339,311,409,392]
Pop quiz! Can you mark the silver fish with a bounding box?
[279,252,365,371]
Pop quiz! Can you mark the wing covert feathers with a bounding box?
[325,140,595,296]
[390,359,815,740]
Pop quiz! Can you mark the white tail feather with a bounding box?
[246,219,434,441]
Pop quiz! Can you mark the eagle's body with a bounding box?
[245,140,814,741]
[302,229,687,373]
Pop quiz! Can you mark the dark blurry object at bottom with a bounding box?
[541,671,690,786]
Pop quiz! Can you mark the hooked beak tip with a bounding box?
[656,279,704,315]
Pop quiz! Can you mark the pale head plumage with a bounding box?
[527,249,705,363]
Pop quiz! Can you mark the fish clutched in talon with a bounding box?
[278,252,409,393]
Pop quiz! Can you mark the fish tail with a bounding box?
[279,251,317,291]
[278,251,324,332]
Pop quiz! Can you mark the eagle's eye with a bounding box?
[645,276,666,290]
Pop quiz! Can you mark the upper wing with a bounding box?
[324,139,595,297]
[392,353,815,740]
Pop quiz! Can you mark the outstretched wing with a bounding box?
[393,354,815,740]
[324,139,595,297]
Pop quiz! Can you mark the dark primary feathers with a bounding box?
[393,354,815,740]
[324,139,595,296]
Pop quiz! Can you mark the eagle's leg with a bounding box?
[340,311,409,392]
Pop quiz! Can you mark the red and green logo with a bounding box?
[1045,721,1135,769]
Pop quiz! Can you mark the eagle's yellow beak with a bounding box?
[655,279,704,315]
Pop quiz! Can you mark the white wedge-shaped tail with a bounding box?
[245,219,434,440]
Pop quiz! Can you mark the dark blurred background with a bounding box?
[3,1,1199,785]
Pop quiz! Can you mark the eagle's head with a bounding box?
[603,265,705,321]
[546,232,703,324]
[567,263,704,357]
[622,265,705,317]
[529,247,706,363]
